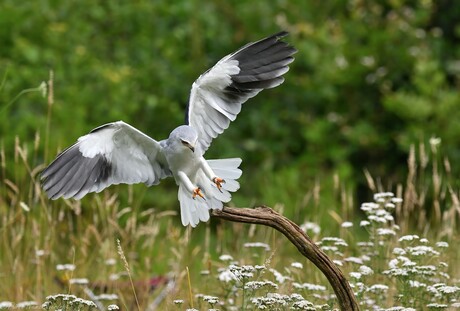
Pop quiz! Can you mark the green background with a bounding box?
[1,0,459,220]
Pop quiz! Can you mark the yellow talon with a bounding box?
[213,177,225,192]
[192,187,205,200]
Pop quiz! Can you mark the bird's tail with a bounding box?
[178,158,242,227]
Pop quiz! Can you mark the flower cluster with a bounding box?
[342,192,459,309]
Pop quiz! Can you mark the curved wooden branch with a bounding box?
[211,206,359,311]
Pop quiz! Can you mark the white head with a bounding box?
[169,125,198,153]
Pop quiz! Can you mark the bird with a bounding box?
[41,31,297,227]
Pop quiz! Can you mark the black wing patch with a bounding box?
[41,143,112,199]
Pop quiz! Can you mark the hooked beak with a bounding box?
[181,140,195,153]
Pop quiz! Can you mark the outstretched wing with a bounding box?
[41,121,170,200]
[185,31,297,154]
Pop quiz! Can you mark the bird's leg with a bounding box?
[192,187,205,200]
[199,158,225,192]
[212,177,225,192]
[177,171,205,200]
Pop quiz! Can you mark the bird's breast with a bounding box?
[164,148,200,177]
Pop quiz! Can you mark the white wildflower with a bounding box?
[173,300,184,305]
[251,293,290,308]
[219,254,233,261]
[228,265,254,280]
[393,247,406,255]
[341,221,353,228]
[291,262,303,269]
[104,258,116,266]
[426,303,448,309]
[368,215,388,223]
[382,268,408,277]
[359,265,374,275]
[335,55,349,69]
[319,237,348,247]
[439,271,450,279]
[39,81,48,98]
[377,228,396,236]
[361,56,376,67]
[268,293,290,303]
[345,257,363,265]
[401,261,417,268]
[437,285,460,294]
[373,192,394,200]
[333,259,343,266]
[244,242,271,251]
[361,202,380,212]
[94,294,118,301]
[438,262,448,268]
[413,265,437,276]
[16,301,39,308]
[320,245,339,252]
[429,137,441,147]
[350,282,364,295]
[45,294,77,301]
[109,273,120,281]
[300,222,321,234]
[409,280,427,288]
[291,299,316,310]
[202,295,219,305]
[435,241,449,248]
[399,235,419,242]
[218,269,237,282]
[0,302,13,308]
[290,293,304,301]
[34,249,46,259]
[69,297,96,307]
[360,220,371,227]
[357,242,374,248]
[349,272,362,280]
[56,263,76,271]
[292,283,326,291]
[391,197,403,203]
[270,268,290,284]
[245,281,278,290]
[386,214,395,221]
[69,278,89,285]
[385,202,396,209]
[406,246,439,256]
[420,238,429,243]
[107,305,120,310]
[367,284,389,293]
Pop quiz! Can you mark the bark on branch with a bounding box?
[211,206,360,311]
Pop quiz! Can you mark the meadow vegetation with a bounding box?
[1,1,460,310]
[0,116,459,309]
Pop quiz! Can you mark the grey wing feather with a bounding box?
[41,121,170,200]
[186,31,297,154]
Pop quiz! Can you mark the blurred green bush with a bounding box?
[1,0,459,214]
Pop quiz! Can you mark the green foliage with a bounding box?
[1,1,459,206]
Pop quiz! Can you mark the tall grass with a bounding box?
[0,82,459,310]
